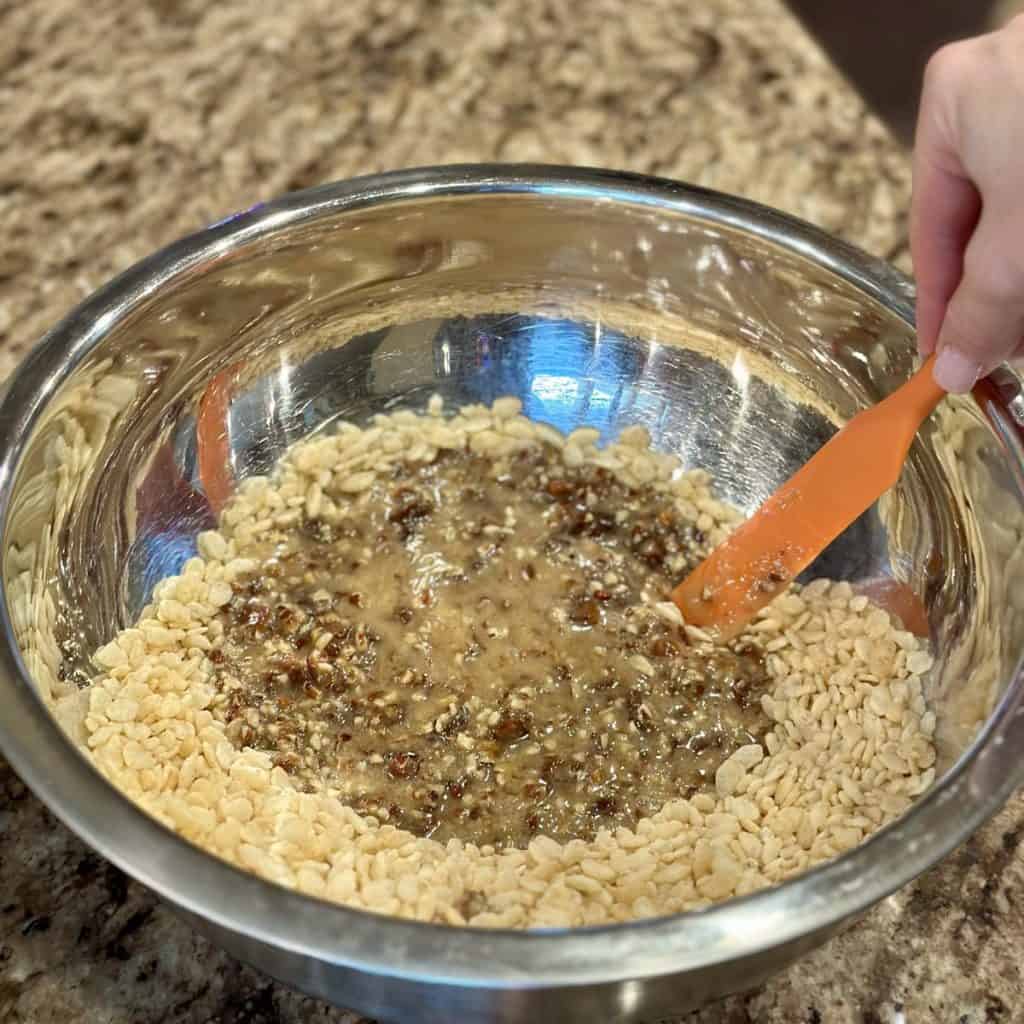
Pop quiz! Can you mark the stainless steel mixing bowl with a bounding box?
[3,166,1024,1023]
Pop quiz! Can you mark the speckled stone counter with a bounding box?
[1,1,1021,1022]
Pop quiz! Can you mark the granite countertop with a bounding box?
[0,1,1021,1021]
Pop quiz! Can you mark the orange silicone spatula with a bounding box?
[672,354,945,635]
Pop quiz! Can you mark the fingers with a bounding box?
[932,204,1024,392]
[910,45,982,356]
[909,161,980,358]
[912,32,1024,390]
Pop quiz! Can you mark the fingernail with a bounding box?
[933,348,982,393]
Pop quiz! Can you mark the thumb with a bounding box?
[933,205,1024,393]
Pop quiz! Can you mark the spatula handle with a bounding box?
[884,354,945,428]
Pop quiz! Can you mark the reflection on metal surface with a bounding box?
[1,167,1024,1023]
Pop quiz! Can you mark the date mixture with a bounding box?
[209,446,771,847]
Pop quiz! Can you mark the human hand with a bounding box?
[911,17,1024,393]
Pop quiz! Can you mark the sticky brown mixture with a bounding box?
[209,446,772,848]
